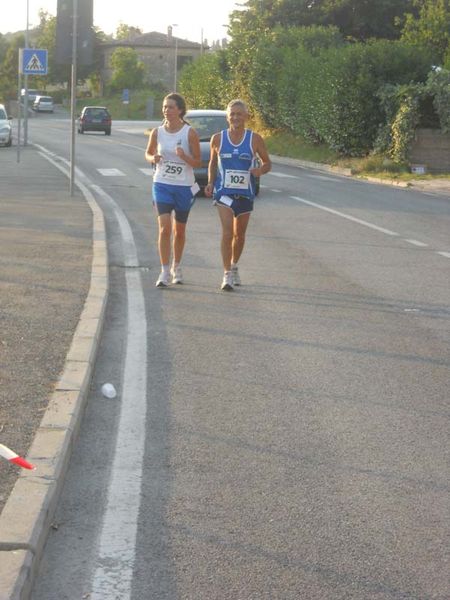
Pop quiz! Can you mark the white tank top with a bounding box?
[153,123,195,187]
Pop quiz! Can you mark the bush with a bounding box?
[248,33,431,155]
[313,40,432,154]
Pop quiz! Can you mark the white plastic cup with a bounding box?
[101,383,117,399]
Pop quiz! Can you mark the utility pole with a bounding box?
[69,0,78,196]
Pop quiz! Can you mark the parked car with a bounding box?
[0,104,12,147]
[33,95,54,113]
[21,89,44,104]
[78,106,112,135]
[184,109,260,194]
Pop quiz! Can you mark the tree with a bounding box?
[109,47,145,91]
[0,34,24,100]
[316,0,419,40]
[229,0,418,42]
[227,0,418,98]
[115,23,143,40]
[33,10,66,88]
[0,34,9,65]
[179,50,231,109]
[401,0,450,63]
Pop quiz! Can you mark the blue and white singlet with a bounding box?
[213,129,257,200]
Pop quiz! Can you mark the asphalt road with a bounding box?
[28,112,449,600]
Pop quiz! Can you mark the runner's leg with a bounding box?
[173,219,187,265]
[158,213,172,266]
[216,204,234,271]
[232,212,251,264]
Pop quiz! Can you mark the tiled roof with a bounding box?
[101,31,202,49]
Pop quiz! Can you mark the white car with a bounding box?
[0,104,12,147]
[33,95,54,113]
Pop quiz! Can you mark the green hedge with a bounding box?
[179,26,435,156]
[248,34,432,154]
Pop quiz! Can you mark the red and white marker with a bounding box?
[0,443,35,470]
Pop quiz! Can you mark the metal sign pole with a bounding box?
[17,50,22,163]
[70,0,78,196]
[23,0,30,146]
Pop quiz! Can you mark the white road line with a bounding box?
[437,251,450,259]
[91,185,139,267]
[139,168,153,176]
[36,144,149,600]
[269,171,298,179]
[404,239,429,247]
[290,196,399,236]
[97,168,126,176]
[270,189,282,193]
[91,268,147,600]
[115,128,148,134]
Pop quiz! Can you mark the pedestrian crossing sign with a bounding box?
[21,49,48,75]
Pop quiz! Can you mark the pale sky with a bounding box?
[1,0,245,45]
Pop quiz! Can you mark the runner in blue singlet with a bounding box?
[205,99,271,290]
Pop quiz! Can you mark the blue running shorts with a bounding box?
[214,194,254,217]
[153,182,197,223]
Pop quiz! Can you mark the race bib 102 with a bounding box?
[224,169,250,189]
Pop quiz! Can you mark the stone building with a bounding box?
[99,27,204,92]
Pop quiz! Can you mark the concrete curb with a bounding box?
[0,162,108,600]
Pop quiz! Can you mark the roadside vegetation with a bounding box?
[74,90,164,120]
[178,0,450,179]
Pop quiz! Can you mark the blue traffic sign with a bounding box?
[21,49,48,76]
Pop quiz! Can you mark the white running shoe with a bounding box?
[231,265,241,286]
[155,270,170,287]
[171,264,183,284]
[221,271,234,291]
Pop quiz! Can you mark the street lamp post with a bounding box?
[172,24,178,91]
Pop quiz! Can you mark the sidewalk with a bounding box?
[0,145,108,599]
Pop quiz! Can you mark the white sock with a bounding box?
[161,265,170,274]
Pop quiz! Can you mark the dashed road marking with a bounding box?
[290,196,399,236]
[404,239,428,247]
[269,171,298,179]
[97,168,126,176]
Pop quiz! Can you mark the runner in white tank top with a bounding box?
[153,123,195,187]
[145,93,201,287]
